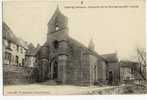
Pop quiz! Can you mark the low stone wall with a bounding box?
[86,86,124,95]
[3,65,36,85]
[87,84,147,95]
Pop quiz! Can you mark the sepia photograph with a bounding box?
[2,0,147,95]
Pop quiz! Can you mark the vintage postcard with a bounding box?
[2,0,146,95]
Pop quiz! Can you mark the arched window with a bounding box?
[53,40,59,49]
[15,56,19,66]
[55,20,59,31]
[55,24,59,31]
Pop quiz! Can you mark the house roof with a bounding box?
[119,60,138,67]
[102,53,118,62]
[28,43,35,49]
[68,37,105,61]
[17,38,28,49]
[3,22,18,44]
[3,22,28,49]
[26,44,41,56]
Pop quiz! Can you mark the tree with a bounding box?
[135,47,146,80]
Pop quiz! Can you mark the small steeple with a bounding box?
[47,5,68,35]
[56,4,59,11]
[48,5,62,26]
[88,37,95,51]
[55,4,60,14]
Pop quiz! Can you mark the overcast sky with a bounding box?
[3,1,145,60]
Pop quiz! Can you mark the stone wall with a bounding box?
[66,45,83,85]
[97,60,107,83]
[80,51,90,85]
[64,43,92,85]
[107,62,120,85]
[3,65,36,85]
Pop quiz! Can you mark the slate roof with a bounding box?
[26,43,41,56]
[3,22,18,44]
[48,6,67,25]
[28,43,35,50]
[41,36,106,61]
[17,38,28,49]
[102,53,118,62]
[2,22,28,49]
[68,37,105,61]
[119,60,138,68]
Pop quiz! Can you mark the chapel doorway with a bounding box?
[53,61,58,79]
[94,65,97,83]
[108,71,113,85]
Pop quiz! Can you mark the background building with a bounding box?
[3,22,30,85]
[119,60,145,83]
[3,22,28,67]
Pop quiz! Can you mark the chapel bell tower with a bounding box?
[47,6,69,84]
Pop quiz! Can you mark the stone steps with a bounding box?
[40,80,57,85]
[3,66,36,85]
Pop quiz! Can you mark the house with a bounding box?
[119,60,144,83]
[2,22,28,67]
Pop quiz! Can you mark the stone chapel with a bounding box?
[26,7,120,85]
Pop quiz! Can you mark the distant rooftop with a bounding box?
[102,53,118,62]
